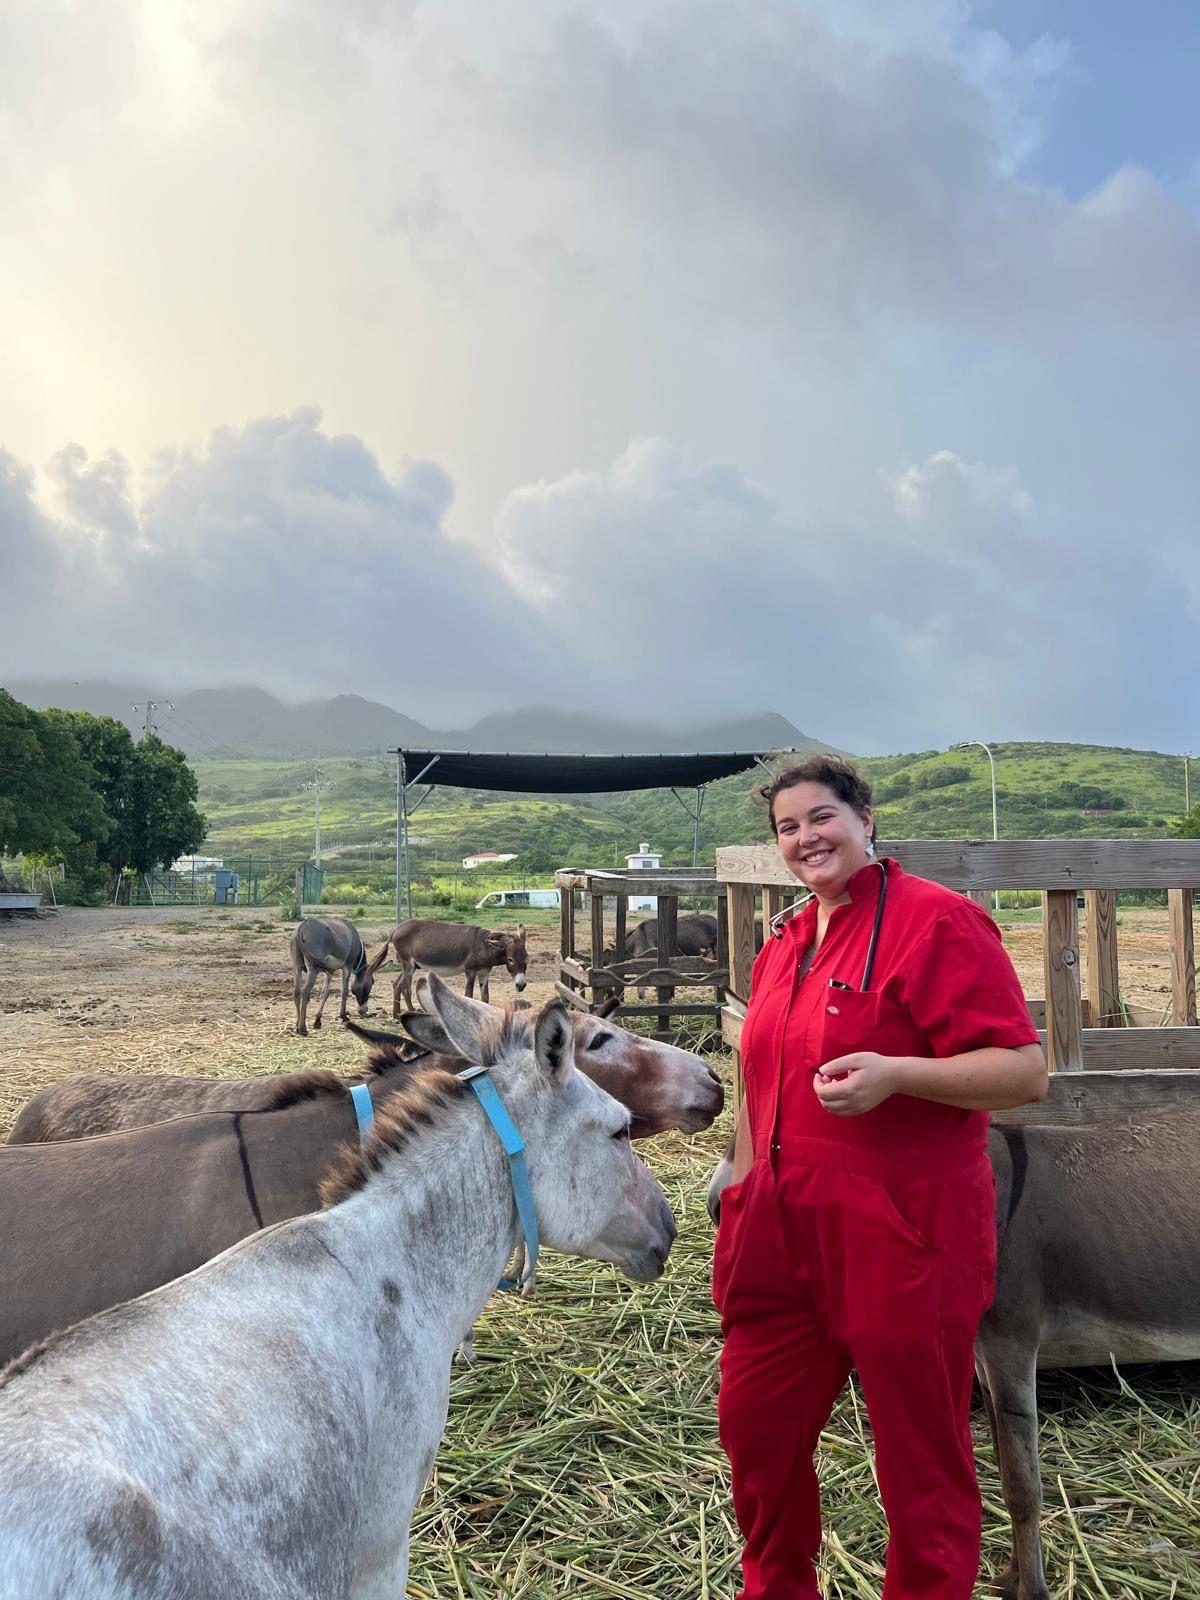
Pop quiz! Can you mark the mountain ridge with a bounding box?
[5,681,817,761]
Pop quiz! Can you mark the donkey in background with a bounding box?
[385,919,529,1012]
[0,976,676,1600]
[292,915,390,1035]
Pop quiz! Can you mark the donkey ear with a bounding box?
[421,972,493,1065]
[533,1000,576,1080]
[398,1011,455,1056]
[516,922,526,939]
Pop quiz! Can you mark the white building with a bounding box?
[462,851,518,870]
[625,842,660,911]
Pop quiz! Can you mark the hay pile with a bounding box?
[407,1121,1200,1600]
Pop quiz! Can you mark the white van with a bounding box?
[474,888,561,911]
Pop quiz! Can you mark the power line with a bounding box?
[157,705,244,764]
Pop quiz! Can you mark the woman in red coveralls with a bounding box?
[714,756,1048,1600]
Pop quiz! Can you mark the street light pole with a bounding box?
[954,741,1000,913]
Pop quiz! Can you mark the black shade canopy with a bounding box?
[397,749,767,794]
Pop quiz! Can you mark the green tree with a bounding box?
[46,713,207,892]
[1174,803,1200,839]
[121,733,207,876]
[0,690,110,861]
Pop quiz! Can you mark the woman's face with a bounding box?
[772,781,874,903]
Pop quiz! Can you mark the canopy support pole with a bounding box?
[397,754,441,921]
[669,784,707,868]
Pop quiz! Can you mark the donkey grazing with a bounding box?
[292,916,390,1035]
[8,1008,722,1146]
[708,1110,1200,1600]
[0,976,675,1600]
[386,918,528,1011]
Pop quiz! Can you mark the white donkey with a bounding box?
[0,973,676,1600]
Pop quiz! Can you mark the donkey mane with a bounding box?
[360,1042,433,1078]
[265,1033,437,1110]
[268,1071,350,1109]
[0,1334,59,1386]
[319,1068,470,1207]
[0,1298,142,1390]
[480,1006,535,1066]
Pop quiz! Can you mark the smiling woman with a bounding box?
[713,753,1047,1600]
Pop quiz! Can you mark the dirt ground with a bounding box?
[0,904,1181,1137]
[0,908,568,1137]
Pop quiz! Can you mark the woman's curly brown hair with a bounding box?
[760,754,876,843]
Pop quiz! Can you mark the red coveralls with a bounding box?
[714,860,1038,1600]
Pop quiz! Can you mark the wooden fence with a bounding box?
[554,867,726,1034]
[718,840,1200,1127]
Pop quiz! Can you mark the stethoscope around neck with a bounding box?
[768,857,889,992]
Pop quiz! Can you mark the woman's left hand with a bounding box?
[814,1052,898,1117]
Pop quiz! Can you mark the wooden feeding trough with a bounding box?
[717,838,1200,1126]
[554,866,728,1037]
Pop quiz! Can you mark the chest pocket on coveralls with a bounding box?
[817,987,881,1076]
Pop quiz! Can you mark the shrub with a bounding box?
[872,771,912,802]
[1047,781,1126,811]
[911,763,972,791]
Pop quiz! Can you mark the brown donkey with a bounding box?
[10,1008,722,1146]
[0,1072,389,1370]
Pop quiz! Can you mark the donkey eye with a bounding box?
[586,1032,614,1051]
[611,1123,630,1141]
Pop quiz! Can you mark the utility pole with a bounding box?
[1186,753,1192,815]
[130,699,173,739]
[299,766,334,867]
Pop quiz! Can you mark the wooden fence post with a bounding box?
[762,885,784,942]
[1084,889,1120,1027]
[1169,888,1197,1025]
[1042,890,1084,1072]
[590,892,607,1011]
[560,885,575,963]
[656,894,678,1040]
[727,883,759,1115]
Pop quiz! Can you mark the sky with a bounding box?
[1,0,1198,754]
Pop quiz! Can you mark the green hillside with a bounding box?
[195,743,1194,893]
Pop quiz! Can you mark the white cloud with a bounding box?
[887,450,1034,571]
[1,2,1198,751]
[2,411,555,724]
